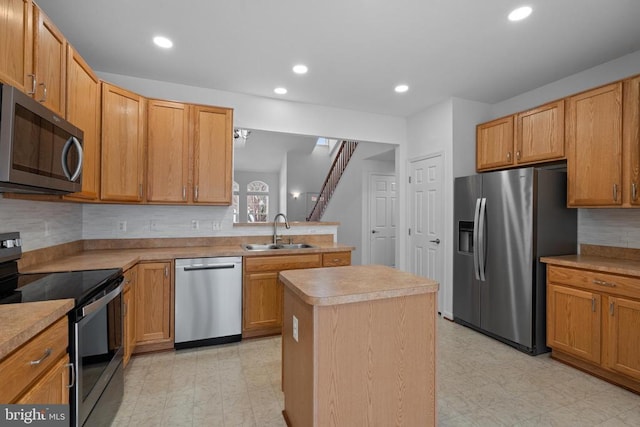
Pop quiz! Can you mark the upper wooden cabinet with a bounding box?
[477,116,514,171]
[0,0,33,91]
[477,100,565,172]
[515,100,565,164]
[192,105,233,204]
[101,82,146,202]
[567,82,623,207]
[146,101,233,205]
[64,45,100,200]
[33,4,66,116]
[146,99,190,203]
[623,75,640,206]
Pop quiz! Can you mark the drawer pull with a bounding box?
[593,279,616,287]
[30,348,52,366]
[610,302,615,316]
[591,297,596,312]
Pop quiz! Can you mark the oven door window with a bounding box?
[78,293,123,400]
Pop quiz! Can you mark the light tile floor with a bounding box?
[112,317,640,426]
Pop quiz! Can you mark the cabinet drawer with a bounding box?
[0,317,68,403]
[322,252,351,267]
[548,266,640,300]
[245,254,322,273]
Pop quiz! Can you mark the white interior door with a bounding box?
[409,154,444,311]
[368,174,396,267]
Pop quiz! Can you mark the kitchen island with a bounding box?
[279,265,439,427]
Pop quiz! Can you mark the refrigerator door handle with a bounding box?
[473,198,481,280]
[478,197,487,281]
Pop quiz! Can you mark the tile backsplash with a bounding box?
[578,208,640,249]
[1,195,636,252]
[0,196,83,251]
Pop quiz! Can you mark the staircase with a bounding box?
[307,140,358,221]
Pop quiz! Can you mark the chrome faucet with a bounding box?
[273,213,290,244]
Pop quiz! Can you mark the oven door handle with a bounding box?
[82,283,123,318]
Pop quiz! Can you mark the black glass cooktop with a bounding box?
[0,268,122,305]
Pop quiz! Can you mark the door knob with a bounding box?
[429,238,440,244]
[371,230,379,234]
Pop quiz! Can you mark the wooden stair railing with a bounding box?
[307,140,358,221]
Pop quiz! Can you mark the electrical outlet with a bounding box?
[150,220,159,231]
[118,221,127,232]
[44,221,50,237]
[293,315,299,342]
[191,220,199,230]
[212,221,221,231]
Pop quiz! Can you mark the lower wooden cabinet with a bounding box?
[0,316,70,403]
[546,264,640,393]
[16,355,70,404]
[243,251,351,338]
[135,261,174,353]
[123,265,137,367]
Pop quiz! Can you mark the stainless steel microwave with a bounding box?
[0,83,83,194]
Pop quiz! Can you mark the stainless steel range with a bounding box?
[0,232,124,426]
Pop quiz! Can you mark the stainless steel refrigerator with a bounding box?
[453,167,577,355]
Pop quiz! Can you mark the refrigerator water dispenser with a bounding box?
[458,221,474,253]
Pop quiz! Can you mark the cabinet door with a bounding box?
[191,105,233,204]
[65,45,100,200]
[123,266,137,367]
[623,76,640,206]
[123,286,132,367]
[101,83,145,202]
[476,116,514,171]
[547,284,601,364]
[515,100,565,164]
[16,355,70,404]
[0,0,32,91]
[136,262,172,345]
[607,296,640,380]
[243,272,282,333]
[33,5,66,116]
[567,83,623,206]
[146,100,189,202]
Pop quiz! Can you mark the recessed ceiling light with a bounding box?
[508,6,532,21]
[293,64,308,74]
[153,36,173,48]
[394,84,409,93]
[274,87,288,95]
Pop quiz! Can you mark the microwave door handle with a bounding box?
[81,283,123,318]
[473,198,481,280]
[61,136,83,182]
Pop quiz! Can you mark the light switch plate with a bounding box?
[293,315,299,342]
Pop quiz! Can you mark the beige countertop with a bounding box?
[0,299,74,359]
[22,243,354,273]
[279,265,439,306]
[541,254,640,277]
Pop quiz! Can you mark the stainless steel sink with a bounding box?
[243,243,315,251]
[275,243,315,249]
[243,244,279,251]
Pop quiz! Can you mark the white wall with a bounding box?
[0,195,83,251]
[98,72,406,146]
[579,209,640,249]
[286,149,332,222]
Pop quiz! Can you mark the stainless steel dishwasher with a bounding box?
[174,257,242,349]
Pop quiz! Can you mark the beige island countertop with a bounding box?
[280,265,439,427]
[279,264,439,306]
[0,299,73,359]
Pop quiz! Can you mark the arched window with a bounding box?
[247,180,269,222]
[232,181,240,223]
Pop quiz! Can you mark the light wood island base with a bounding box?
[279,265,439,427]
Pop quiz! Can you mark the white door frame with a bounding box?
[407,151,445,313]
[362,171,397,265]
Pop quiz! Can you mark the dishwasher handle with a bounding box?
[182,264,237,271]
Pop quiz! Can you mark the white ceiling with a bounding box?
[36,0,640,117]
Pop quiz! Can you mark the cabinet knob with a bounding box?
[613,184,618,202]
[516,150,521,160]
[632,183,638,202]
[507,152,512,161]
[27,74,36,95]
